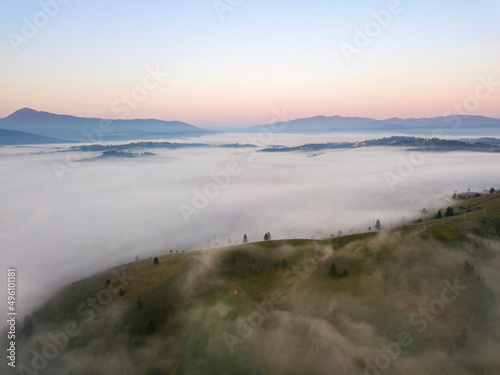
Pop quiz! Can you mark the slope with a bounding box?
[3,195,500,375]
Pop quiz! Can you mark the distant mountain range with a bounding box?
[0,108,210,145]
[1,108,500,145]
[230,114,500,134]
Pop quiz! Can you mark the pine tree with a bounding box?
[137,297,143,311]
[153,257,159,265]
[21,315,32,337]
[329,262,338,277]
[457,327,468,348]
[436,210,442,219]
[375,220,381,230]
[445,207,454,217]
[464,260,473,272]
[243,234,248,244]
[147,319,156,334]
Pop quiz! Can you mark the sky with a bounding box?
[0,0,499,126]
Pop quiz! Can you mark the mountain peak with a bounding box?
[1,108,40,121]
[15,107,39,114]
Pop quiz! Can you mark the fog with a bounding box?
[1,133,500,320]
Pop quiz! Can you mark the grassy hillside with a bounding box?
[4,195,500,375]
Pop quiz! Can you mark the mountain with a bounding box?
[2,109,499,143]
[382,115,500,129]
[0,128,69,145]
[0,108,211,142]
[213,115,500,134]
[218,115,384,133]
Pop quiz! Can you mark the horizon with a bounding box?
[3,106,500,129]
[1,1,499,126]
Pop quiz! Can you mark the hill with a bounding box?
[0,128,69,145]
[0,108,210,142]
[3,195,500,374]
[261,136,500,153]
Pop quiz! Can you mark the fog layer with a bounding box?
[0,133,499,317]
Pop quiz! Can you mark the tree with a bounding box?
[342,269,349,277]
[464,260,474,273]
[445,207,454,217]
[280,258,290,269]
[118,287,125,296]
[329,262,338,277]
[436,210,442,219]
[456,327,468,348]
[452,193,457,200]
[147,319,156,334]
[137,297,143,311]
[135,255,139,261]
[338,230,343,236]
[21,315,32,337]
[375,220,381,230]
[264,232,271,241]
[169,250,173,254]
[243,234,248,244]
[153,257,159,265]
[490,187,496,194]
